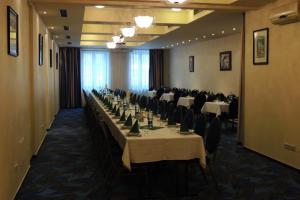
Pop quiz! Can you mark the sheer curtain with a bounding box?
[128,50,150,92]
[81,50,110,91]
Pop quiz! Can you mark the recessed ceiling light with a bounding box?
[203,35,206,39]
[188,39,191,42]
[171,44,174,47]
[95,5,105,9]
[195,37,198,40]
[221,30,225,34]
[211,33,215,36]
[42,11,47,15]
[182,41,185,44]
[49,26,54,30]
[176,42,179,45]
[172,8,182,12]
[168,0,186,3]
[233,27,236,31]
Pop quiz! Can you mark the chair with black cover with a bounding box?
[182,109,194,129]
[167,102,175,119]
[151,98,159,115]
[156,88,164,100]
[159,100,168,120]
[228,97,239,130]
[99,121,144,200]
[173,90,181,105]
[215,93,226,102]
[194,114,207,138]
[193,93,207,115]
[205,117,221,191]
[175,106,187,124]
[206,93,216,102]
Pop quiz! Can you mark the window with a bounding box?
[128,50,150,92]
[81,50,110,91]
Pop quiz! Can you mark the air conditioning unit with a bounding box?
[270,1,300,25]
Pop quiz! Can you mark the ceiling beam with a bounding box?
[31,0,256,11]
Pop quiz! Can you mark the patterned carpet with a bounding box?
[15,109,300,200]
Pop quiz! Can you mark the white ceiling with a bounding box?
[32,0,274,49]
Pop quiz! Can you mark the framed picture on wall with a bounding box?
[220,51,232,71]
[253,28,269,65]
[38,34,43,66]
[7,6,19,57]
[49,49,53,68]
[56,52,59,70]
[189,56,194,72]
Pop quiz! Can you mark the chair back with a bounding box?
[182,109,194,129]
[229,97,239,119]
[205,117,221,154]
[194,114,207,137]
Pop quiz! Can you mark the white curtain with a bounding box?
[81,50,110,91]
[128,50,150,92]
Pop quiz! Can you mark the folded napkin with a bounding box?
[112,105,117,113]
[124,114,133,127]
[119,111,126,122]
[129,120,140,134]
[180,122,189,132]
[115,107,120,117]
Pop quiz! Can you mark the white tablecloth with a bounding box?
[159,93,174,102]
[177,96,195,108]
[148,91,157,98]
[201,101,229,116]
[91,93,206,171]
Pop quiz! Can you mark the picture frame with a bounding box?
[49,49,53,68]
[189,56,194,72]
[220,51,232,71]
[253,28,269,65]
[39,34,43,66]
[56,52,59,70]
[7,6,19,57]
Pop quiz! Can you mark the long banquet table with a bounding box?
[91,93,206,171]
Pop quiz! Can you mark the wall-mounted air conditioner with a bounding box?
[270,1,300,25]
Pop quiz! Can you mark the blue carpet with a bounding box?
[15,109,300,200]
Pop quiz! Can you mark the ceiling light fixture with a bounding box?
[135,16,154,29]
[112,35,124,43]
[106,42,116,49]
[203,35,206,39]
[171,8,182,12]
[121,26,135,37]
[221,30,225,34]
[182,41,185,44]
[211,33,215,36]
[95,5,105,9]
[42,11,47,14]
[168,0,186,4]
[49,26,54,30]
[188,39,191,42]
[195,37,198,40]
[233,27,236,31]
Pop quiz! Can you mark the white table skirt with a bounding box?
[159,93,174,102]
[148,91,157,98]
[177,96,195,108]
[91,93,206,171]
[201,101,229,116]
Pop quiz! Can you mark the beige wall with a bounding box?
[244,0,300,169]
[167,33,242,95]
[0,1,60,199]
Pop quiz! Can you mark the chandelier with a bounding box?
[121,27,135,37]
[106,42,116,49]
[134,16,154,29]
[112,35,125,43]
[167,0,186,3]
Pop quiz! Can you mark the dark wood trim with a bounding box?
[7,6,19,57]
[253,28,269,65]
